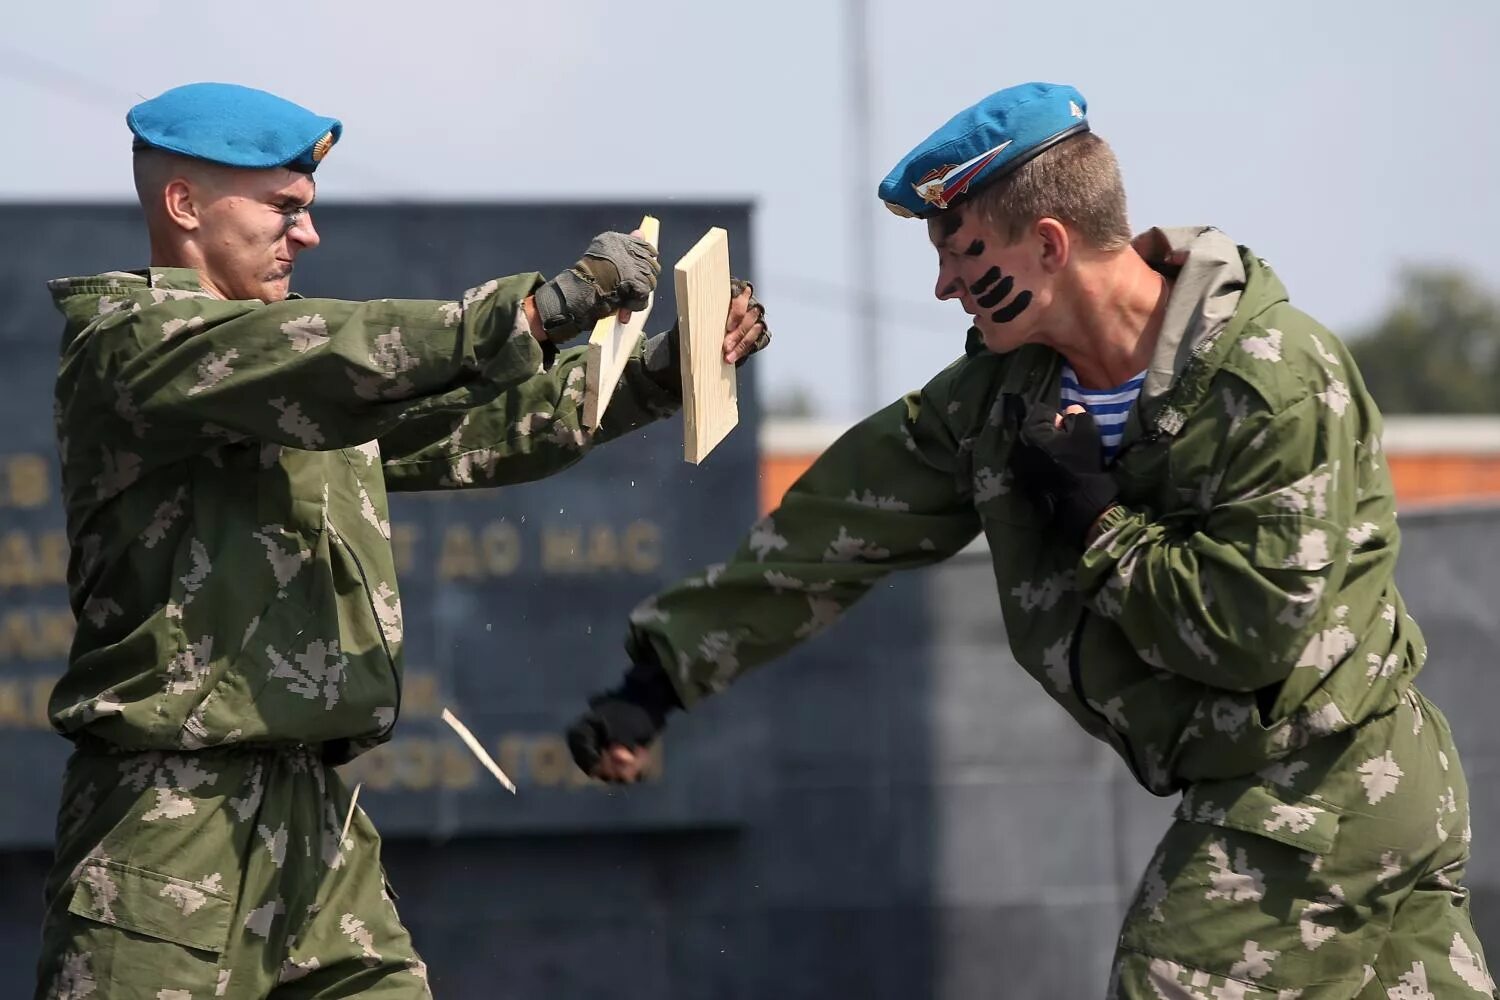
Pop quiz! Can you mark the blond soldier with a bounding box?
[38,82,767,998]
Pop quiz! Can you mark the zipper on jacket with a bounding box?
[1068,609,1149,788]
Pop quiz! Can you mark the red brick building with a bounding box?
[758,417,1500,515]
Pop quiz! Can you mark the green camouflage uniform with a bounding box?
[39,266,681,998]
[624,229,1496,998]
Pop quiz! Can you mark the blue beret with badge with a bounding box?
[127,82,342,173]
[879,82,1089,218]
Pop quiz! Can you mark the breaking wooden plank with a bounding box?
[674,227,737,463]
[582,215,660,429]
[441,707,517,793]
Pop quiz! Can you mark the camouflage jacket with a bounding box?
[631,228,1422,794]
[50,267,680,759]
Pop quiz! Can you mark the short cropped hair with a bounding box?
[968,132,1132,251]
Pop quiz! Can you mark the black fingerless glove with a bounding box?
[1004,394,1120,548]
[566,650,682,776]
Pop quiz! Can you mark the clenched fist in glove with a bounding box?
[1004,394,1120,548]
[534,231,661,343]
[566,654,683,783]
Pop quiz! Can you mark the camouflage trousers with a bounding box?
[35,742,431,999]
[1111,687,1495,999]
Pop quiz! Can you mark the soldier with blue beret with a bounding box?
[567,82,1497,996]
[877,80,1089,219]
[34,81,770,998]
[127,81,345,173]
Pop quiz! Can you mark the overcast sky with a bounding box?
[3,0,1496,419]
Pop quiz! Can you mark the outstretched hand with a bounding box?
[534,229,661,342]
[566,657,682,784]
[723,278,770,365]
[566,694,664,784]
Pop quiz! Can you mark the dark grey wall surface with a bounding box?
[0,205,1494,999]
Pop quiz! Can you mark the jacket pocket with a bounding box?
[1176,778,1341,856]
[182,584,317,747]
[1250,513,1340,571]
[67,857,232,954]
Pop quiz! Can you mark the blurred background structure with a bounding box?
[2,2,1498,996]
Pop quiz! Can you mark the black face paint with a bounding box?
[990,291,1032,323]
[963,259,1032,323]
[970,266,1002,294]
[975,274,1014,307]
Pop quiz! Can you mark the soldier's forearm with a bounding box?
[522,295,547,344]
[105,276,549,456]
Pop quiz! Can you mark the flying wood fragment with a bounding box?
[441,707,517,793]
[339,782,363,844]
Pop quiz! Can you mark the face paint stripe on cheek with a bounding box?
[990,290,1032,323]
[969,267,1002,295]
[976,275,1015,308]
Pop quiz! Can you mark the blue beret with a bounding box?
[127,82,342,173]
[879,82,1089,218]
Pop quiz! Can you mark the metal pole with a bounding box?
[845,0,881,414]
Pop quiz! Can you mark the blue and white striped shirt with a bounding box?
[1059,363,1146,463]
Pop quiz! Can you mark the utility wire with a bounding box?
[0,44,407,194]
[0,43,141,110]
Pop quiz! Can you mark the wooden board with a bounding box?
[582,215,660,429]
[674,227,737,463]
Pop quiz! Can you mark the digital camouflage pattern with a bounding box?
[38,744,427,998]
[1113,688,1485,998]
[48,266,678,760]
[40,265,684,998]
[624,228,1495,996]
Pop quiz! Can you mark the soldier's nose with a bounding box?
[290,212,321,250]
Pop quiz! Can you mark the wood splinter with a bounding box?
[582,215,661,430]
[441,707,518,793]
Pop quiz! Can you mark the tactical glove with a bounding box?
[566,655,682,780]
[534,231,661,342]
[1004,394,1120,548]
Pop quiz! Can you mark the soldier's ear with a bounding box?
[162,177,202,233]
[1036,218,1070,274]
